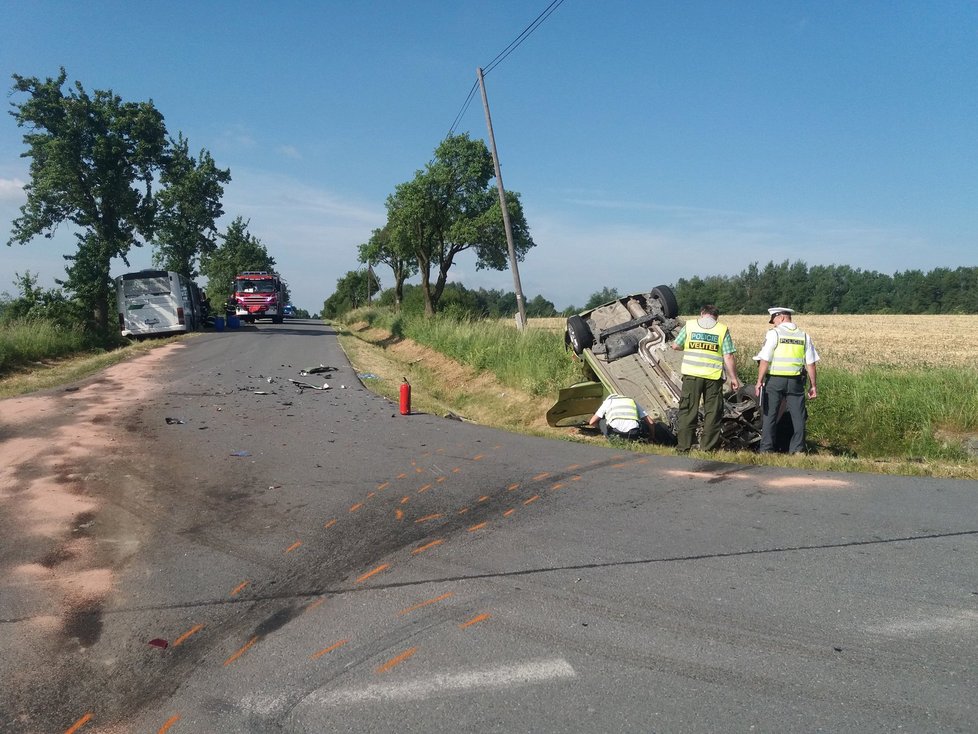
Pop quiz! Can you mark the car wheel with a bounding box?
[566,315,593,355]
[652,285,679,319]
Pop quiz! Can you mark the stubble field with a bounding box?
[530,314,974,371]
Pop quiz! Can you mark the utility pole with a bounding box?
[477,67,527,331]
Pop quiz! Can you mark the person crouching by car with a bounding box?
[587,393,656,441]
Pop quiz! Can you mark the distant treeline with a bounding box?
[674,261,978,315]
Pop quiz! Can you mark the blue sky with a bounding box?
[1,0,976,312]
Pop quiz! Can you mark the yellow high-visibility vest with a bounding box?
[769,325,807,376]
[605,395,639,423]
[681,322,727,380]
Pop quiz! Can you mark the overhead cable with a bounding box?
[448,0,566,135]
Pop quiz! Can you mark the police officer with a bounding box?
[587,393,656,441]
[670,305,741,452]
[754,307,820,453]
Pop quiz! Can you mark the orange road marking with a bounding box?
[460,613,491,629]
[416,467,424,473]
[478,495,489,503]
[395,509,404,521]
[64,713,93,734]
[397,591,454,615]
[570,475,582,482]
[223,636,258,666]
[397,473,408,479]
[323,518,338,529]
[411,539,445,555]
[532,472,550,481]
[473,454,485,461]
[503,508,516,517]
[507,483,520,491]
[452,467,461,473]
[172,624,204,647]
[436,476,446,483]
[637,458,649,464]
[356,564,390,583]
[551,483,565,491]
[367,491,375,498]
[457,507,470,515]
[158,714,181,733]
[523,495,541,505]
[350,502,364,512]
[415,513,443,523]
[376,646,419,674]
[305,598,326,613]
[230,581,249,596]
[285,540,302,554]
[377,481,390,490]
[468,521,488,532]
[611,462,628,468]
[310,638,349,660]
[417,483,432,493]
[566,464,580,470]
[400,495,410,504]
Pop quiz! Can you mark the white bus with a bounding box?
[116,270,203,337]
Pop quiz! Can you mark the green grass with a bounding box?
[340,308,583,397]
[0,318,91,374]
[339,307,978,465]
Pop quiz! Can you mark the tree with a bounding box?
[7,68,169,330]
[357,225,416,310]
[200,217,276,306]
[584,287,619,310]
[322,269,381,319]
[152,133,230,279]
[387,133,535,315]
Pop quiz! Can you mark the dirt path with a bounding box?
[0,344,185,682]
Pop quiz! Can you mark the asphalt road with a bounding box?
[2,319,977,733]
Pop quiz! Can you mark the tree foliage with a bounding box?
[673,261,978,315]
[385,134,535,315]
[152,133,230,278]
[7,68,169,330]
[584,287,620,310]
[322,269,381,319]
[357,225,416,310]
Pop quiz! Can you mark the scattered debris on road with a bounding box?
[164,417,185,425]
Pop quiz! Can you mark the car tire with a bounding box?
[566,315,593,355]
[652,285,679,319]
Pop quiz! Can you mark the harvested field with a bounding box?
[529,314,977,371]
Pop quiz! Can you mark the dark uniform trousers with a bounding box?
[676,375,724,451]
[760,374,807,453]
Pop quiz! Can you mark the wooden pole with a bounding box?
[477,67,527,331]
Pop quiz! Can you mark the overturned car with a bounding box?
[547,286,762,450]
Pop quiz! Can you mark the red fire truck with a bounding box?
[229,271,286,323]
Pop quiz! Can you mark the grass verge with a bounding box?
[335,308,978,480]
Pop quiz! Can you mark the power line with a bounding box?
[448,0,566,135]
[483,0,566,76]
[448,80,480,136]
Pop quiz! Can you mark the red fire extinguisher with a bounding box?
[399,378,411,415]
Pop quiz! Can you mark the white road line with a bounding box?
[864,610,978,637]
[311,658,577,706]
